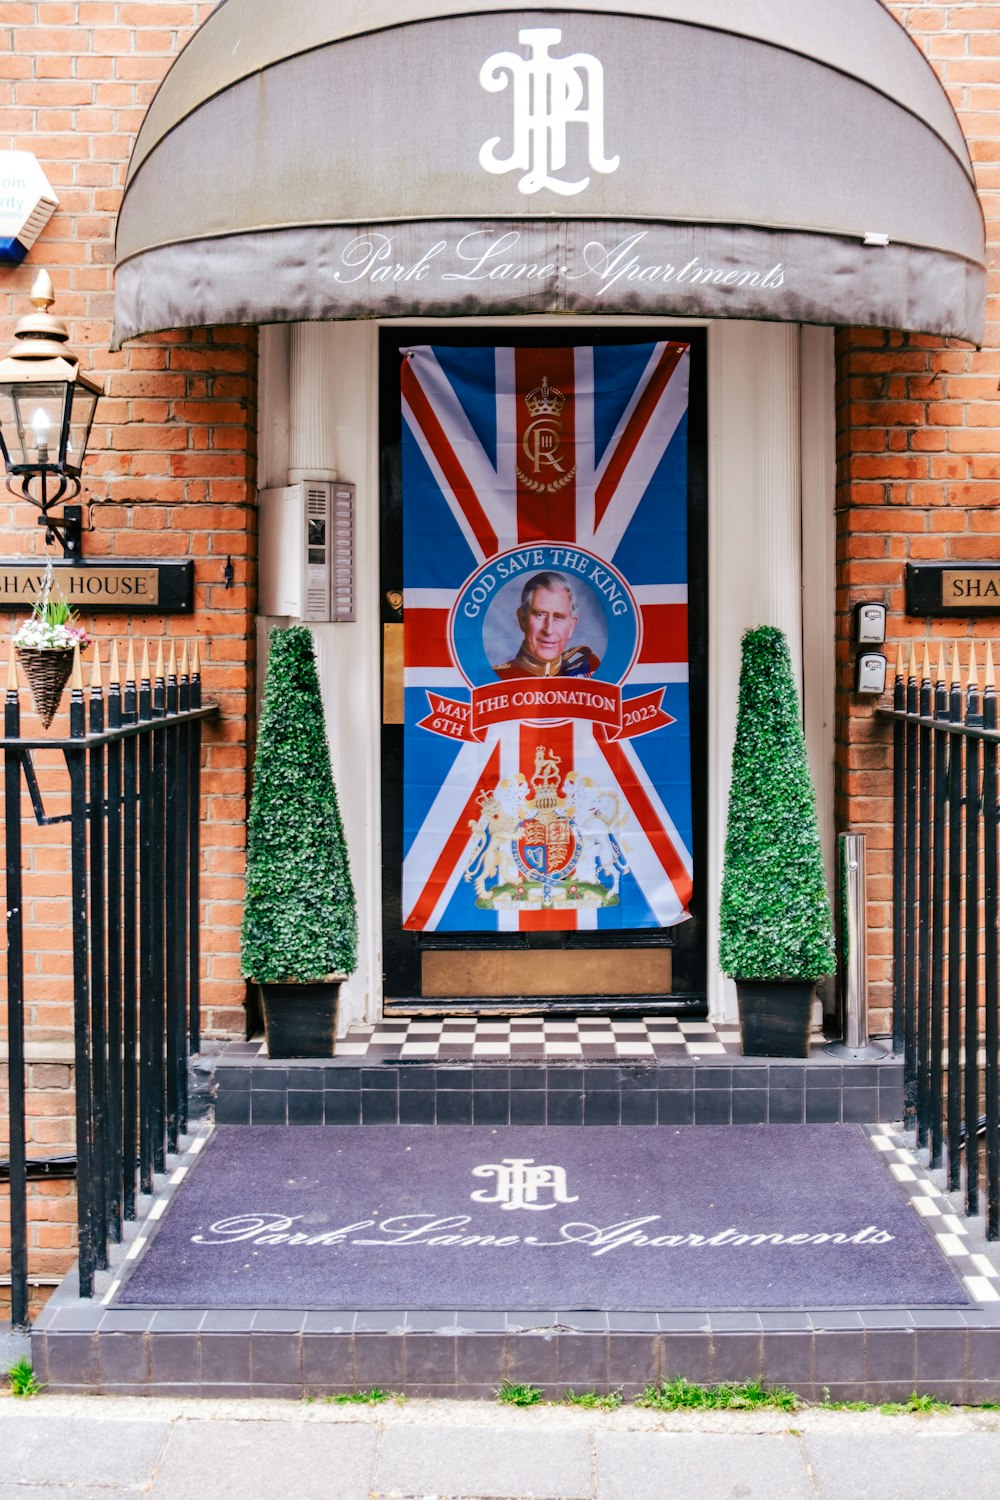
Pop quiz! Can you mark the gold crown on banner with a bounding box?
[532,782,559,812]
[524,376,566,418]
[531,747,562,810]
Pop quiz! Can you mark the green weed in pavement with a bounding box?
[636,1377,798,1412]
[5,1360,42,1398]
[496,1380,544,1407]
[564,1389,623,1410]
[819,1388,951,1414]
[877,1392,949,1415]
[325,1387,405,1406]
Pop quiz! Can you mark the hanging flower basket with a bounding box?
[14,644,76,728]
[11,567,91,728]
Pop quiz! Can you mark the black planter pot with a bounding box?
[735,979,816,1058]
[258,978,343,1059]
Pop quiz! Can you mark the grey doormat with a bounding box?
[116,1125,968,1311]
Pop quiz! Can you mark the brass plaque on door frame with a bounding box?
[383,622,404,724]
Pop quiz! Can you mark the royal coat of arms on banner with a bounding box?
[401,342,693,934]
[466,745,629,914]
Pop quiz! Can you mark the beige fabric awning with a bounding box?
[113,0,986,346]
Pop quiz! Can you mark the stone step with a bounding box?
[29,1120,1000,1405]
[30,1307,1000,1406]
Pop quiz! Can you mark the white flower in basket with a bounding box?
[13,589,91,728]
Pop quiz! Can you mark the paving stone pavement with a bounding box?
[2,1396,1000,1498]
[0,1327,30,1370]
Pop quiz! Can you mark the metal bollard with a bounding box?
[827,833,886,1060]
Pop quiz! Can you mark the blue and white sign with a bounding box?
[0,152,58,266]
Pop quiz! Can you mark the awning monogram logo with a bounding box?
[479,28,620,197]
[470,1157,580,1211]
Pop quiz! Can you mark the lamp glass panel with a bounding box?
[0,384,22,467]
[1,381,68,467]
[65,384,98,475]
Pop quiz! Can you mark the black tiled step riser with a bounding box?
[215,1063,903,1127]
[226,1063,897,1088]
[32,1325,1000,1404]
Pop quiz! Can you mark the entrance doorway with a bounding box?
[380,327,708,1013]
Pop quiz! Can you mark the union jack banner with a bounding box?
[401,341,692,933]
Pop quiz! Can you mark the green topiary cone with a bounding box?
[719,626,835,982]
[241,626,357,983]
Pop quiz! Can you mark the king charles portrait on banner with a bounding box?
[492,570,601,680]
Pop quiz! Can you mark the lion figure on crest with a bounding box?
[465,776,525,899]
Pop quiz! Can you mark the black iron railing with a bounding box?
[2,644,217,1325]
[880,644,999,1237]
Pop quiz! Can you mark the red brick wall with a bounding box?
[0,1057,76,1319]
[0,0,255,1041]
[836,4,1000,1030]
[0,2,254,1310]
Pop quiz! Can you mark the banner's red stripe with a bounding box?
[406,603,688,670]
[520,910,573,931]
[596,734,694,912]
[404,609,451,668]
[518,721,577,931]
[515,346,578,545]
[403,744,502,931]
[637,604,688,664]
[402,361,499,557]
[593,343,685,531]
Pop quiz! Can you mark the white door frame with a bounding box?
[256,317,836,1027]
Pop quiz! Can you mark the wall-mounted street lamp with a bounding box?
[0,270,103,556]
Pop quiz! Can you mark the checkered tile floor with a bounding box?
[328,1015,745,1061]
[869,1125,1000,1304]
